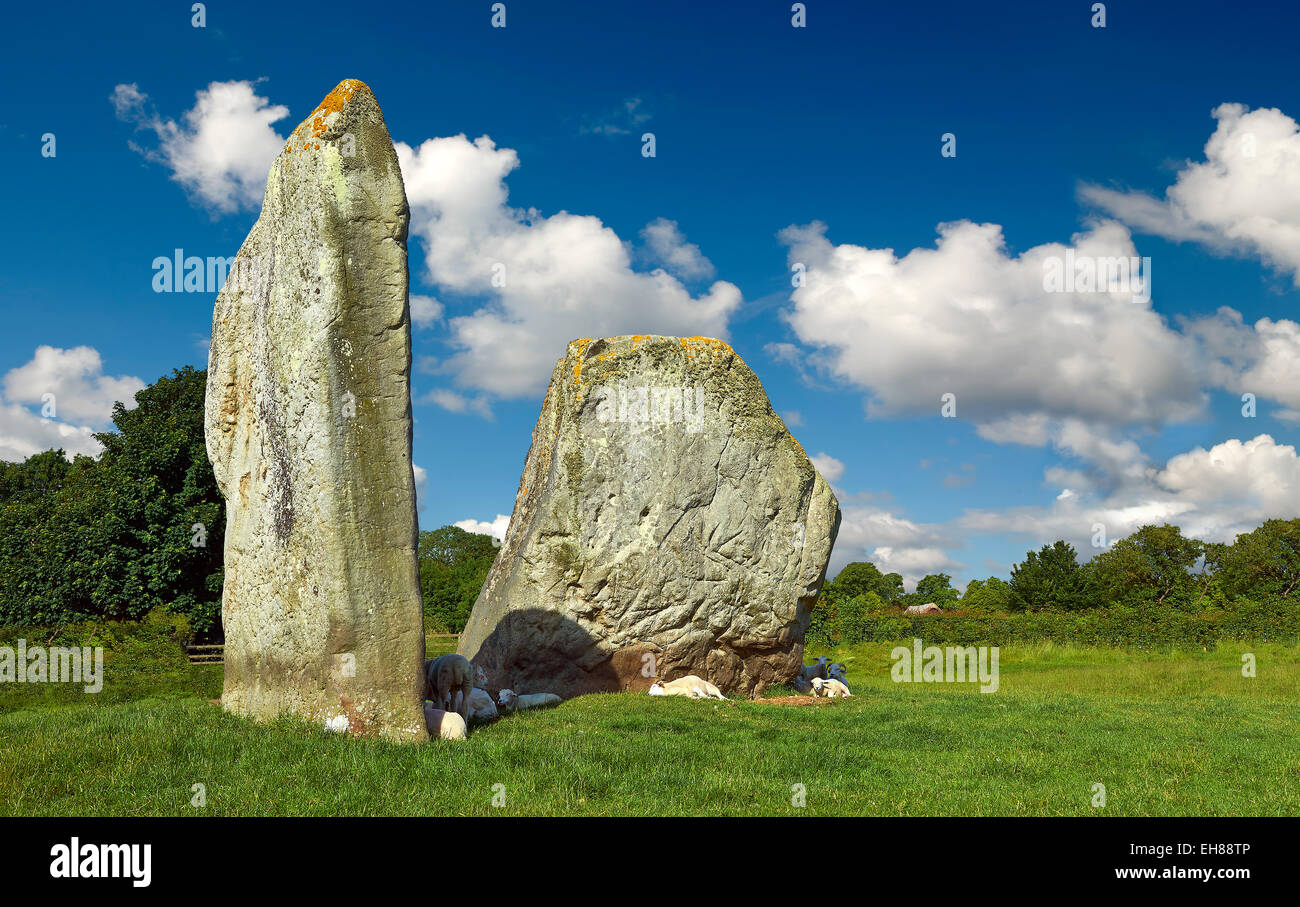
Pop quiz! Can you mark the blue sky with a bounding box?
[4,0,1300,588]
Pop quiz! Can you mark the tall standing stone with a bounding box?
[458,336,841,699]
[205,80,426,742]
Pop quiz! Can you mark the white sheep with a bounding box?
[810,677,851,698]
[423,705,468,740]
[647,675,728,700]
[474,664,489,689]
[455,687,498,721]
[424,654,474,723]
[497,689,562,711]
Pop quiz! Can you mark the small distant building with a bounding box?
[904,602,942,615]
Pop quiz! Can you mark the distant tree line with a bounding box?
[811,521,1300,644]
[0,367,498,639]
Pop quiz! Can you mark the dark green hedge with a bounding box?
[0,611,217,708]
[807,596,1298,650]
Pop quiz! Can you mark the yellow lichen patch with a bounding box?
[570,338,595,381]
[315,79,368,118]
[683,336,729,349]
[287,79,370,147]
[679,336,731,360]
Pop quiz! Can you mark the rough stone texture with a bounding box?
[458,335,840,699]
[205,80,426,742]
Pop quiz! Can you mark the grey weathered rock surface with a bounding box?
[458,335,840,699]
[205,80,426,742]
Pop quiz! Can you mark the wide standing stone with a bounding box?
[205,80,426,742]
[458,335,840,699]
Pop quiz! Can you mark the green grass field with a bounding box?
[1,638,1296,816]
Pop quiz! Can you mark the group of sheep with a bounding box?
[421,653,561,740]
[642,655,852,703]
[423,652,850,736]
[794,656,852,698]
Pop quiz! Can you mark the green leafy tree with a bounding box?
[0,449,75,503]
[962,576,1013,614]
[1010,540,1087,611]
[1188,541,1229,611]
[94,366,226,633]
[834,592,883,644]
[1088,524,1203,608]
[0,451,120,625]
[824,562,904,604]
[1216,519,1300,600]
[418,525,499,632]
[914,573,959,608]
[0,367,226,634]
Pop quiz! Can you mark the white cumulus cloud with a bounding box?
[410,294,444,329]
[810,452,845,483]
[395,134,743,400]
[3,346,144,428]
[640,218,716,281]
[413,465,429,511]
[455,513,511,543]
[780,218,1203,432]
[955,433,1300,559]
[112,80,290,214]
[828,503,961,587]
[0,347,143,463]
[1080,102,1300,284]
[1186,306,1300,418]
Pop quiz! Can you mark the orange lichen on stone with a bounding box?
[288,79,370,146]
[683,336,729,348]
[570,339,595,381]
[679,336,731,359]
[315,79,367,118]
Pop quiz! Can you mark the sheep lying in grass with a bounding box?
[647,675,728,700]
[460,687,498,721]
[828,663,850,691]
[799,656,830,682]
[424,654,475,723]
[810,677,851,698]
[497,689,562,712]
[423,705,468,740]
